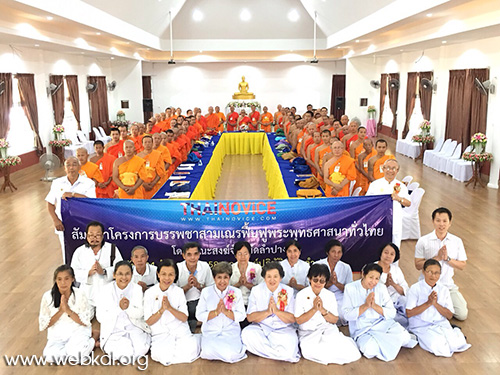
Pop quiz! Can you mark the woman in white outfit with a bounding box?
[406,259,471,357]
[196,262,247,363]
[144,259,200,366]
[343,263,417,362]
[295,263,361,365]
[39,265,95,363]
[241,262,300,363]
[96,261,150,360]
[229,241,263,306]
[376,243,409,327]
[280,240,310,295]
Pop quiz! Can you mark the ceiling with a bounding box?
[0,0,499,62]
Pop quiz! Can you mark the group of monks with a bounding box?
[282,106,395,197]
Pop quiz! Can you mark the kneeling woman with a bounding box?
[406,259,471,357]
[295,263,361,365]
[241,262,300,363]
[196,262,247,363]
[343,263,416,362]
[39,265,95,362]
[96,261,150,360]
[144,259,200,366]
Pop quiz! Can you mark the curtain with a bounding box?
[88,76,109,136]
[330,74,346,120]
[377,74,388,131]
[15,73,43,154]
[388,73,400,135]
[65,75,81,130]
[419,71,433,121]
[403,72,417,139]
[142,76,152,123]
[49,75,64,125]
[445,69,488,148]
[0,73,13,139]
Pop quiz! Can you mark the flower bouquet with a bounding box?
[0,155,21,168]
[248,268,256,283]
[0,138,9,158]
[462,151,493,163]
[49,139,73,148]
[224,290,236,310]
[419,120,431,133]
[117,110,126,122]
[367,105,376,120]
[53,124,65,141]
[277,288,288,311]
[471,132,487,153]
[411,134,435,144]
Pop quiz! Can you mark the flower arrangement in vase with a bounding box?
[0,138,9,158]
[470,132,487,153]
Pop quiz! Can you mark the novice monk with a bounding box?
[349,126,367,160]
[152,133,172,173]
[356,138,377,195]
[113,140,148,199]
[130,124,144,153]
[90,141,117,198]
[323,141,356,197]
[105,128,125,158]
[314,130,333,179]
[227,106,239,132]
[341,119,359,153]
[137,135,165,199]
[304,131,322,173]
[76,148,103,189]
[259,106,273,133]
[214,106,226,132]
[367,139,395,181]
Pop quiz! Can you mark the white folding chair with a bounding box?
[407,181,420,193]
[429,140,456,171]
[93,128,103,141]
[452,158,474,182]
[349,180,356,196]
[396,128,417,157]
[446,145,472,176]
[423,138,445,167]
[437,143,461,173]
[402,187,425,240]
[351,187,362,196]
[99,127,112,143]
[402,175,413,185]
[77,130,94,154]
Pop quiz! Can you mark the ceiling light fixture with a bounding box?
[240,9,251,22]
[46,16,53,21]
[426,13,433,17]
[96,32,101,35]
[287,9,299,22]
[193,9,204,22]
[34,44,40,47]
[355,40,360,43]
[442,40,447,44]
[111,57,115,60]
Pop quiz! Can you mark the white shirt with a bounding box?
[314,258,353,300]
[45,175,96,222]
[280,259,310,294]
[132,264,158,288]
[176,260,214,302]
[70,242,123,306]
[375,262,409,303]
[294,287,338,332]
[415,231,467,289]
[229,261,263,305]
[366,177,410,238]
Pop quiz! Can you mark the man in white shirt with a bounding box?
[131,245,158,292]
[414,207,468,321]
[70,221,123,316]
[45,157,96,262]
[366,158,411,248]
[176,242,214,333]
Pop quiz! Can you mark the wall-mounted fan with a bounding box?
[421,78,437,93]
[0,80,5,96]
[39,153,61,181]
[370,80,380,89]
[389,78,400,90]
[47,82,63,96]
[474,78,495,95]
[107,81,117,91]
[86,82,98,93]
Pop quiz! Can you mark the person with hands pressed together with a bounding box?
[406,259,471,356]
[113,140,148,199]
[144,259,200,366]
[176,242,215,333]
[229,241,263,308]
[39,265,95,363]
[414,207,468,321]
[131,246,158,292]
[196,262,247,363]
[241,262,300,363]
[90,140,117,198]
[96,261,150,360]
[280,240,310,295]
[295,264,361,365]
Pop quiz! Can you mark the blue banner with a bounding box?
[62,195,393,271]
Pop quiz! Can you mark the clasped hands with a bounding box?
[88,261,105,276]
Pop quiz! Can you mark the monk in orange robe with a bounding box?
[152,133,172,172]
[350,126,367,160]
[304,131,322,175]
[314,130,333,178]
[249,105,260,131]
[300,122,316,158]
[341,119,359,152]
[194,114,205,137]
[130,123,144,153]
[105,128,125,158]
[90,140,117,198]
[259,106,273,133]
[205,106,220,132]
[368,139,396,181]
[163,130,182,175]
[357,138,377,195]
[137,135,165,199]
[237,110,251,131]
[227,105,239,132]
[323,141,356,197]
[274,104,284,130]
[214,106,226,132]
[76,148,104,189]
[113,140,148,199]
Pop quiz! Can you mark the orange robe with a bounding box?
[117,155,148,199]
[316,146,332,187]
[155,144,172,166]
[215,112,226,132]
[107,140,125,158]
[260,112,273,133]
[296,129,305,154]
[140,150,165,199]
[344,134,358,152]
[275,112,283,129]
[302,137,314,157]
[249,111,260,131]
[325,155,356,197]
[307,141,323,175]
[131,135,144,153]
[359,149,377,195]
[94,153,117,198]
[80,161,103,184]
[227,112,238,131]
[166,142,182,175]
[171,140,185,164]
[373,154,396,180]
[206,113,220,132]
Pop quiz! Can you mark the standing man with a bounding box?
[214,106,226,132]
[46,157,96,262]
[249,105,260,131]
[104,128,124,158]
[77,148,103,191]
[112,140,148,199]
[137,135,165,199]
[367,139,395,182]
[323,141,356,197]
[227,106,239,132]
[366,158,411,248]
[90,140,117,198]
[414,207,468,321]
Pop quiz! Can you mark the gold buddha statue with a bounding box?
[232,76,255,99]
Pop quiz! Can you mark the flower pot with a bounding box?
[473,143,485,153]
[0,147,7,159]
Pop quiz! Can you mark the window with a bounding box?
[381,93,393,127]
[6,78,35,156]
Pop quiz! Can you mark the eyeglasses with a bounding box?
[311,277,326,284]
[383,166,398,171]
[87,234,103,239]
[425,270,441,276]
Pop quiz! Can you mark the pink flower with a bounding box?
[224,290,236,310]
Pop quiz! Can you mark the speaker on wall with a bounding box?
[335,96,345,110]
[143,98,153,112]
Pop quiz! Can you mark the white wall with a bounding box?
[142,60,346,115]
[345,35,500,189]
[108,59,143,122]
